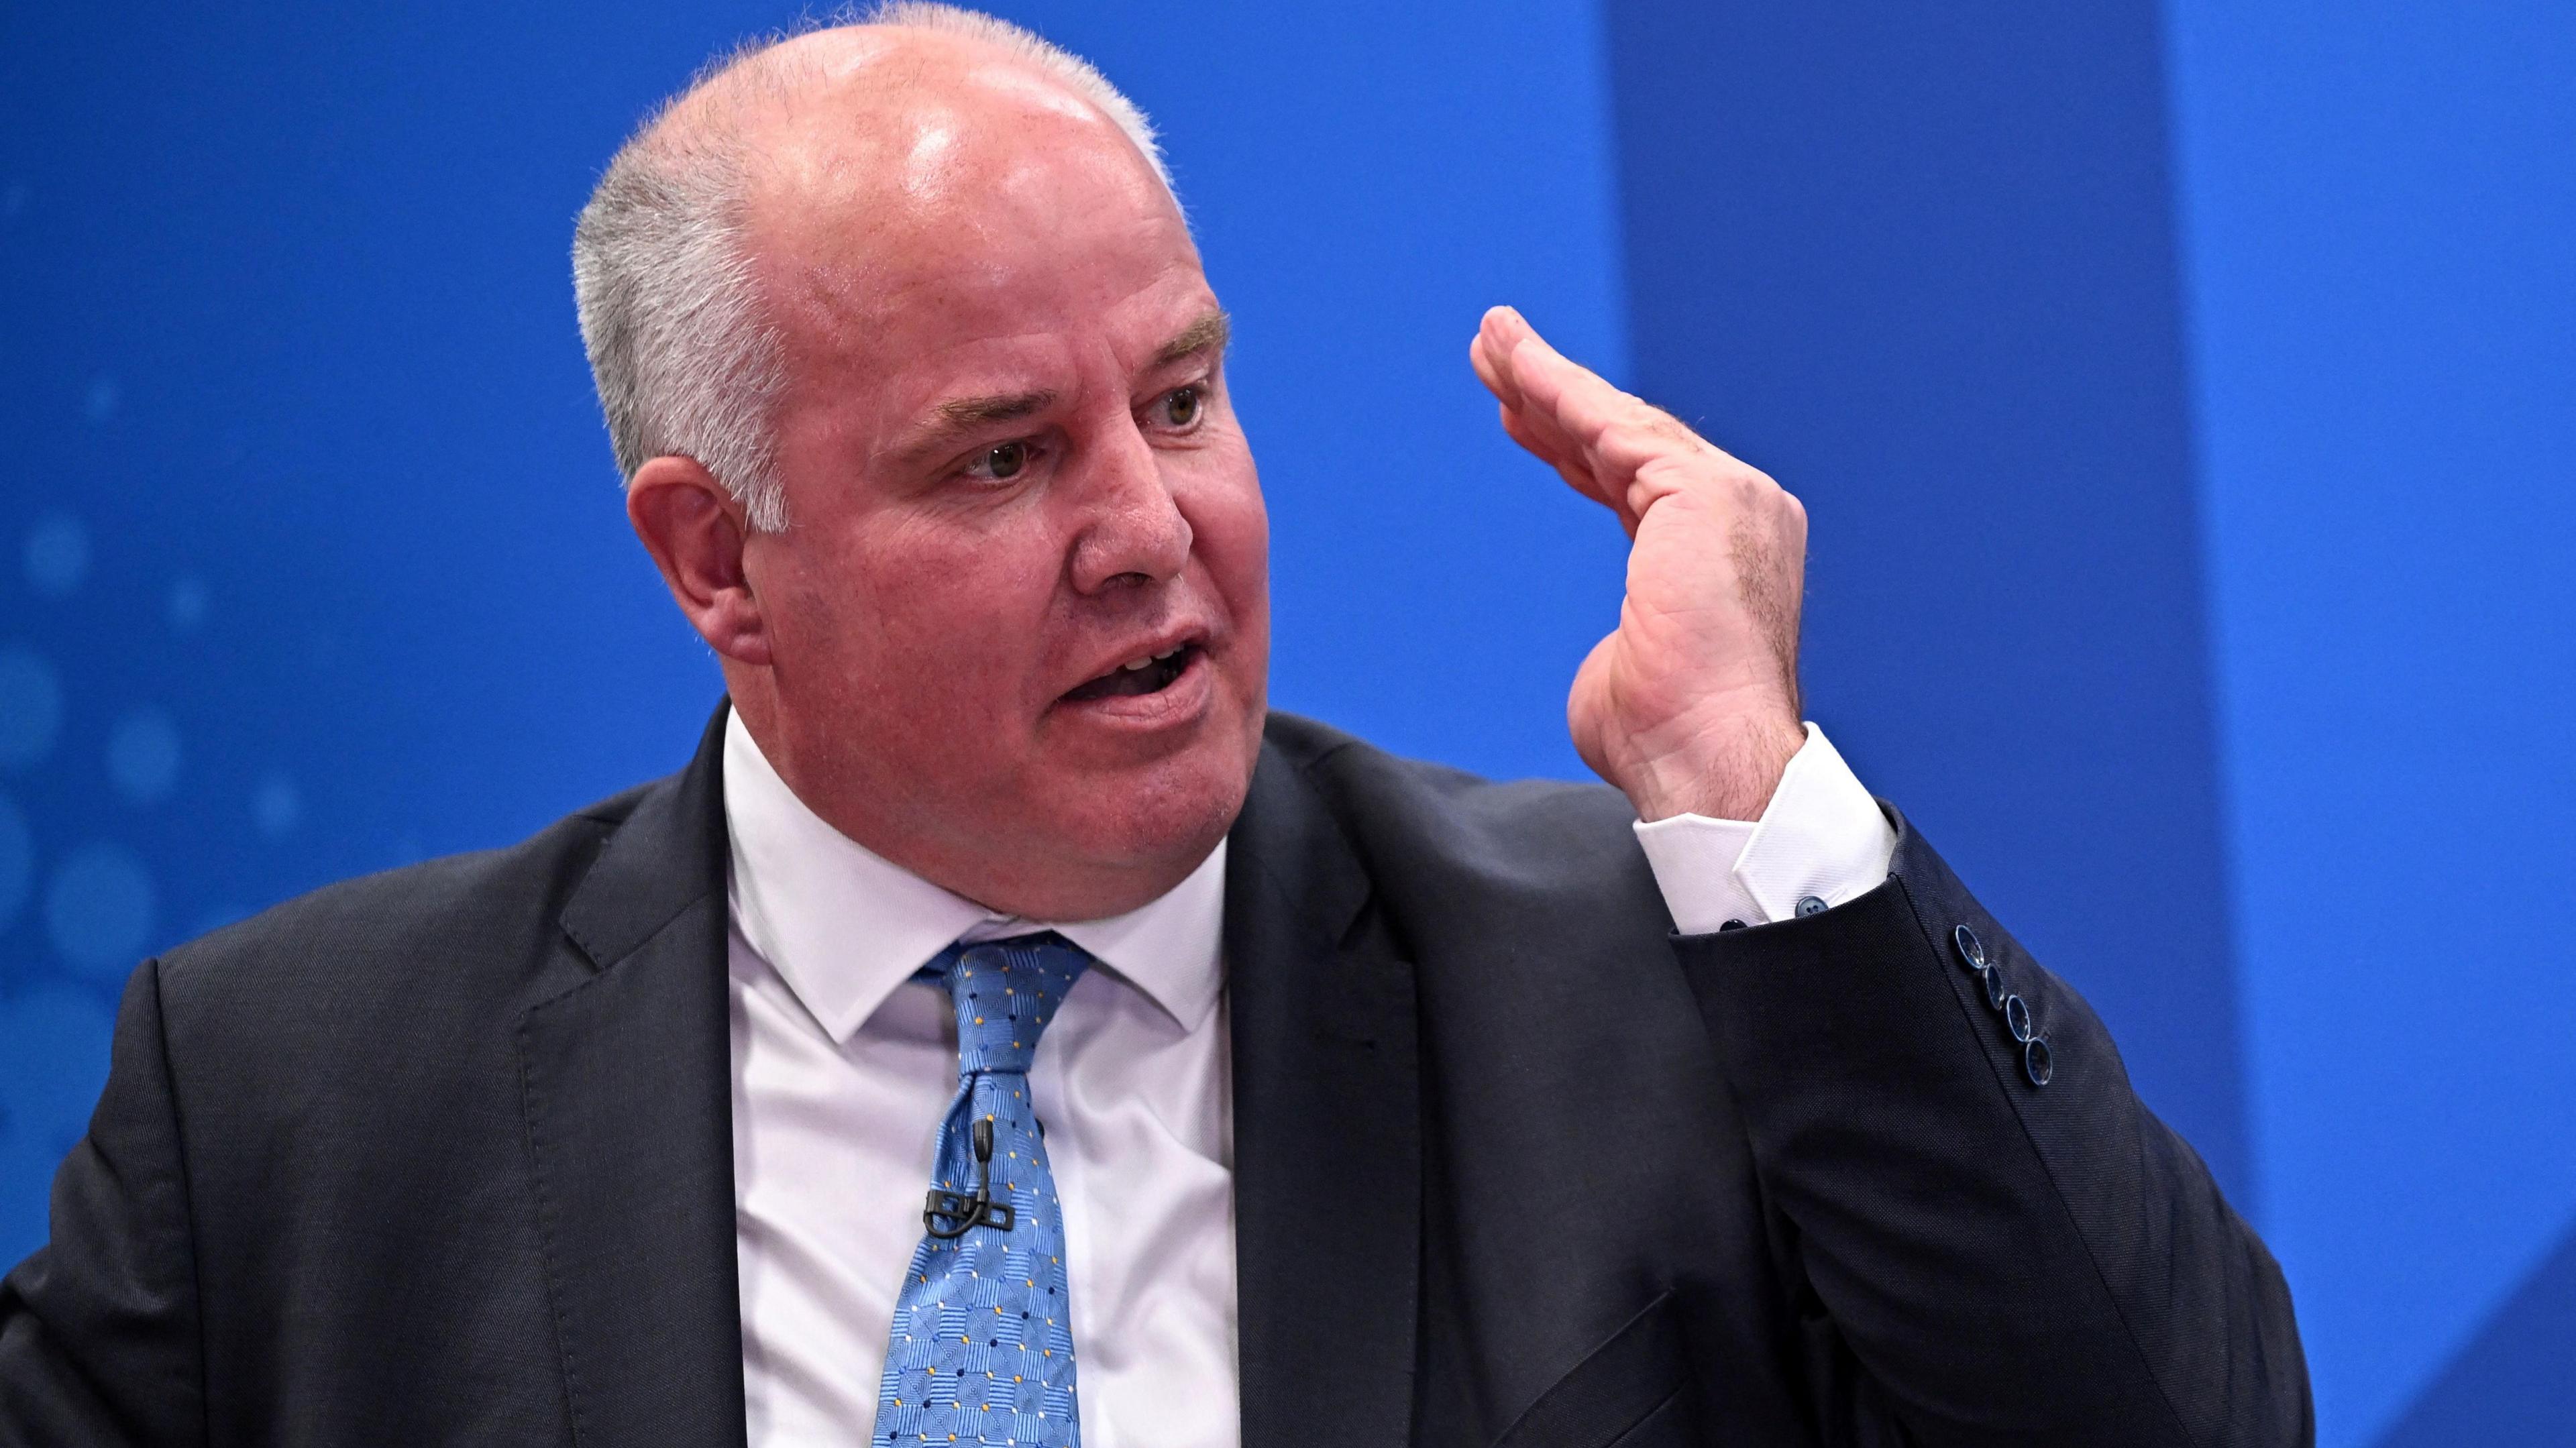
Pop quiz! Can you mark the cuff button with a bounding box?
[1982,962,2010,1011]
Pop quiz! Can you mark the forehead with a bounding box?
[742,47,1206,389]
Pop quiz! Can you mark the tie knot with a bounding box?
[925,931,1091,1076]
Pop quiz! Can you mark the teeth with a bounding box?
[1153,645,1183,661]
[1120,656,1152,672]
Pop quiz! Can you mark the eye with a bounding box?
[1159,386,1202,429]
[969,439,1030,481]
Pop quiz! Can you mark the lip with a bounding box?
[1051,641,1216,731]
[1061,625,1208,698]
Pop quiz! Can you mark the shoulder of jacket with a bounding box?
[152,776,661,1007]
[1259,711,1650,903]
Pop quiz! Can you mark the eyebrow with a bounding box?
[887,388,1057,466]
[894,311,1233,464]
[1153,310,1232,370]
[934,390,1056,431]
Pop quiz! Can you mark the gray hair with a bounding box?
[570,3,1173,532]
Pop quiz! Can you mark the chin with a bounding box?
[1039,722,1258,901]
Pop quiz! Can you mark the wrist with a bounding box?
[1620,713,1807,822]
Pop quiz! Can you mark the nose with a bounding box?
[1066,413,1193,595]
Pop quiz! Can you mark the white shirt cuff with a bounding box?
[1631,723,1898,935]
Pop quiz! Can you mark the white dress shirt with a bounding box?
[723,712,1893,1446]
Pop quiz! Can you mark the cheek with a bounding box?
[767,518,1044,698]
[1182,455,1271,621]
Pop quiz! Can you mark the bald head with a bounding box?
[572,5,1177,531]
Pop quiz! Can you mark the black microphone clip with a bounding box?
[922,1117,1017,1238]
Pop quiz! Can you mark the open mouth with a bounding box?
[1062,642,1201,704]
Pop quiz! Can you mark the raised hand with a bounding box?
[1470,305,1809,822]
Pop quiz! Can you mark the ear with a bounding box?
[627,455,773,667]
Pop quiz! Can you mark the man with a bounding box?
[0,5,2308,1445]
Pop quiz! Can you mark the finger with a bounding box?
[1499,402,1642,536]
[1504,331,1642,457]
[1493,311,1705,471]
[1510,340,1735,509]
[1468,330,1513,408]
[1493,391,1603,497]
[1495,402,1588,489]
[1481,307,1643,533]
[1470,307,1530,412]
[1480,309,1643,521]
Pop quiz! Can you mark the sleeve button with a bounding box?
[2023,1036,2054,1087]
[2003,993,2037,1042]
[1953,923,1988,970]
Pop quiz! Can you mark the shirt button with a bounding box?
[1718,919,1748,932]
[1795,895,1828,917]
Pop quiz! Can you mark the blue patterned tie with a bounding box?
[873,932,1091,1448]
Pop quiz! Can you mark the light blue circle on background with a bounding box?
[45,843,156,983]
[0,647,64,771]
[23,511,90,598]
[0,987,117,1262]
[168,574,208,632]
[0,790,31,930]
[82,376,119,425]
[252,772,300,838]
[105,708,182,805]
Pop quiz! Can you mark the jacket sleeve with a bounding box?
[0,959,206,1447]
[1673,812,2312,1447]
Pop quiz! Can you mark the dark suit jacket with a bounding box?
[1,706,2309,1447]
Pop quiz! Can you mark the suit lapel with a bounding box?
[1226,739,1423,1448]
[519,704,748,1448]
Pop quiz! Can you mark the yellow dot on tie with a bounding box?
[975,1017,985,1025]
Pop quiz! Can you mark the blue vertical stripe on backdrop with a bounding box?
[2161,1,2576,1443]
[1601,0,2250,1213]
[0,0,1630,1268]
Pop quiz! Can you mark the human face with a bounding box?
[733,78,1269,920]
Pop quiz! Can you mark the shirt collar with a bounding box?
[721,710,1227,1044]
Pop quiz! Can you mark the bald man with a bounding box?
[0,7,2308,1447]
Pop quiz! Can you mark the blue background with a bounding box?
[2,1,2569,1441]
